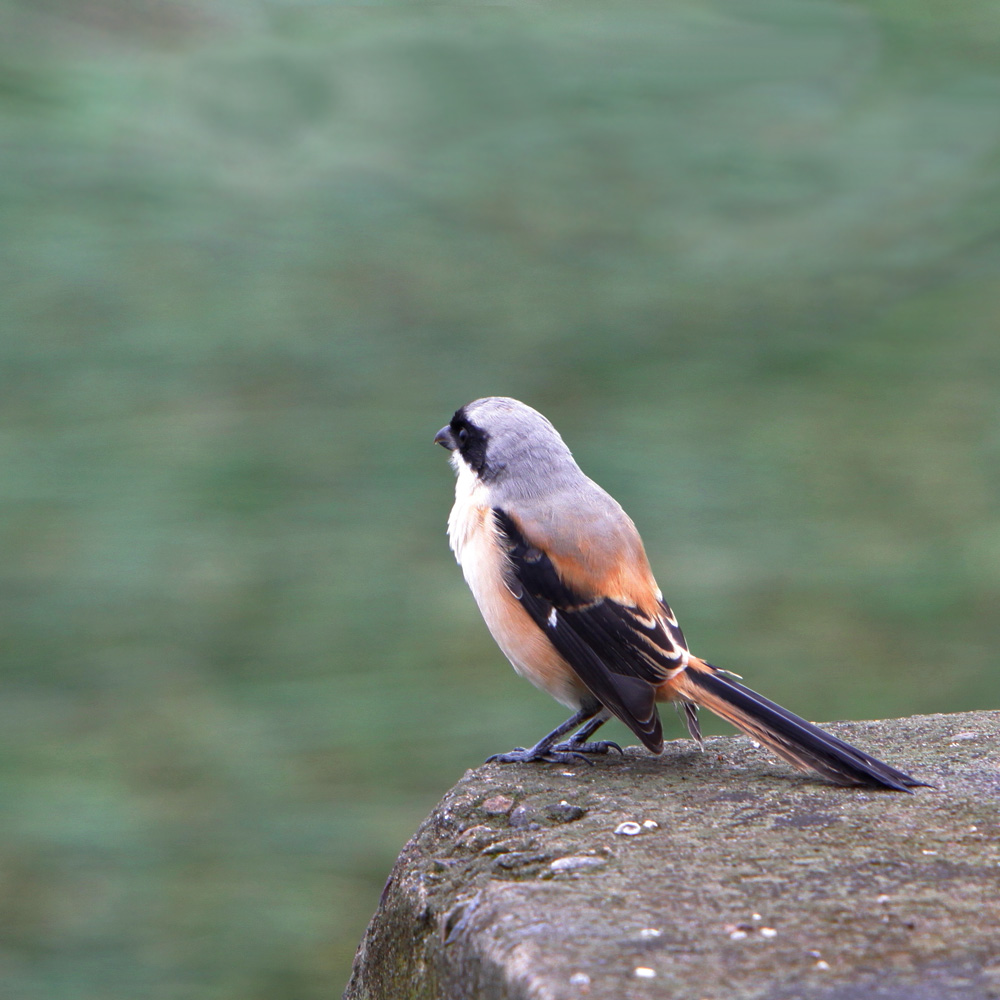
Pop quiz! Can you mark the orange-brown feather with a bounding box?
[449,495,591,710]
[654,655,714,702]
[658,658,829,777]
[513,512,663,616]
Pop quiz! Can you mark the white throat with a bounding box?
[446,454,486,565]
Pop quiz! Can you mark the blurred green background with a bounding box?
[2,0,999,996]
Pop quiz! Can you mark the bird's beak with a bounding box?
[434,425,457,450]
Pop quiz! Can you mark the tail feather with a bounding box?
[675,700,703,745]
[675,665,926,792]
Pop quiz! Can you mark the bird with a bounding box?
[434,396,925,791]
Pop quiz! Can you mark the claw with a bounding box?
[486,748,594,765]
[485,748,525,763]
[552,739,623,756]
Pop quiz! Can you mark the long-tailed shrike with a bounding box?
[435,396,924,791]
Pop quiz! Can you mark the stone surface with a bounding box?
[344,711,1000,1000]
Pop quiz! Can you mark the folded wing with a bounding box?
[493,508,687,752]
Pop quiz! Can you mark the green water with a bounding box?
[2,1,998,996]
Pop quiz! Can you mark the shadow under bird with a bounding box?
[434,396,926,792]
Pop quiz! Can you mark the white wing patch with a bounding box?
[547,607,559,628]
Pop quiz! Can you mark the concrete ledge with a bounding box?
[345,710,1000,1000]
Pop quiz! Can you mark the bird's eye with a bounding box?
[458,427,469,444]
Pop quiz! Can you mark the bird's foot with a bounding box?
[486,746,593,765]
[551,739,623,756]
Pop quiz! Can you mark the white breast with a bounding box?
[446,464,590,710]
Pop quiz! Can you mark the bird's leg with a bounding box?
[551,709,622,755]
[486,705,605,764]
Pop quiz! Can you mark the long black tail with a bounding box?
[676,664,926,791]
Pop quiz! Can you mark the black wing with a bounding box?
[493,509,688,752]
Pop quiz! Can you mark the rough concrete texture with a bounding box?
[344,711,1000,1000]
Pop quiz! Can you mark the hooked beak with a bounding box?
[434,425,457,450]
